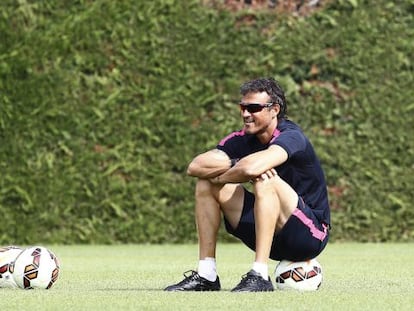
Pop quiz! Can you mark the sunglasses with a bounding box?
[239,102,274,113]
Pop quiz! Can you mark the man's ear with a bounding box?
[272,104,280,118]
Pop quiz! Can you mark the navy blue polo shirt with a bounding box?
[216,119,330,226]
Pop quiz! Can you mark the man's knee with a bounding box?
[195,179,213,195]
[195,179,224,198]
[252,177,278,199]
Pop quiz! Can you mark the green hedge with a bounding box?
[0,0,413,244]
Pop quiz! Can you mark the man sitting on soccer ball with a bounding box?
[165,77,330,292]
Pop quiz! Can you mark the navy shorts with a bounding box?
[224,189,329,261]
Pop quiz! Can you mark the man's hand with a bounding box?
[251,168,278,183]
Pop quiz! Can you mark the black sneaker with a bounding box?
[231,270,274,292]
[164,270,221,291]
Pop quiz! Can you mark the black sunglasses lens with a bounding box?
[248,105,263,113]
[240,104,263,113]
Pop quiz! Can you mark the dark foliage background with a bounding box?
[0,0,413,244]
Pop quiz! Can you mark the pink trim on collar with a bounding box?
[269,128,281,144]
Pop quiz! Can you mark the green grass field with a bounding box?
[1,243,413,310]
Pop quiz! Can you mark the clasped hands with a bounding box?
[210,168,278,184]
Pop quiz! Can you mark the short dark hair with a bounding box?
[240,77,287,119]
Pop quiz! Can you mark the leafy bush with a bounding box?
[0,0,413,244]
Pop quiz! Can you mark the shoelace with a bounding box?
[179,270,200,283]
[239,272,259,285]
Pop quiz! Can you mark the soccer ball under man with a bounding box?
[274,258,323,291]
[12,246,60,289]
[0,246,23,288]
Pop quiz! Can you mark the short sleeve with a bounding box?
[271,130,307,157]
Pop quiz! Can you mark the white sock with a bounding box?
[252,262,269,280]
[197,257,217,282]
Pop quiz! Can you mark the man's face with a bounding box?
[240,92,277,135]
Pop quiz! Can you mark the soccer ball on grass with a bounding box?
[12,246,60,289]
[0,246,23,288]
[274,258,322,291]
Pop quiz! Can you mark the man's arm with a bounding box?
[187,149,233,179]
[187,144,289,183]
[211,144,289,184]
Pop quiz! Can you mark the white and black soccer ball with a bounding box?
[12,246,60,289]
[0,246,23,288]
[274,258,323,291]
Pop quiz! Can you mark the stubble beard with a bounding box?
[243,118,265,135]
